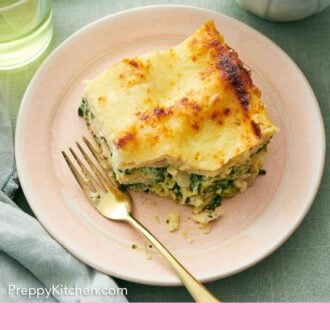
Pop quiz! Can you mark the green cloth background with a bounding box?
[0,0,329,302]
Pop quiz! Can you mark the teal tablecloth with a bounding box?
[1,0,329,302]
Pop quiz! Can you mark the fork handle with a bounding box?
[126,215,219,303]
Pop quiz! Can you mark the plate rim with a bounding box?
[15,4,326,286]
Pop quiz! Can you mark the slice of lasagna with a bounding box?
[78,21,278,215]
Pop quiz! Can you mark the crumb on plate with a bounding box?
[166,211,180,232]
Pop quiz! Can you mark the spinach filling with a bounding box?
[78,98,95,130]
[78,98,94,119]
[78,98,88,117]
[121,165,254,211]
[190,174,204,194]
[204,195,222,210]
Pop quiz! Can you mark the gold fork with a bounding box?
[62,136,219,303]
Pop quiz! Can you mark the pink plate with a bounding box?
[15,5,325,285]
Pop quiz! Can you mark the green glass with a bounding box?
[0,0,52,70]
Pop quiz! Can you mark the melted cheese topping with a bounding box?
[84,21,277,176]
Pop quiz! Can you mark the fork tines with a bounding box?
[62,137,114,197]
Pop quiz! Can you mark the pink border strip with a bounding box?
[1,303,329,329]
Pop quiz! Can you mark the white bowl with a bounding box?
[235,0,330,22]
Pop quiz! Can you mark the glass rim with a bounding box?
[0,0,48,11]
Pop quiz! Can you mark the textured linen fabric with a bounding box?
[0,0,329,302]
[0,92,127,303]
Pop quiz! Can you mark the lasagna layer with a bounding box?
[79,99,268,212]
[79,21,278,214]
